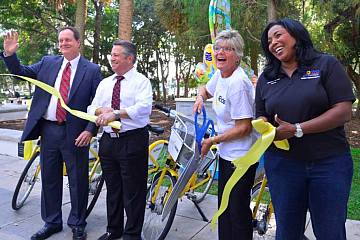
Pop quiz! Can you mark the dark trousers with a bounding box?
[264,151,353,240]
[218,157,258,240]
[40,120,89,228]
[99,128,148,240]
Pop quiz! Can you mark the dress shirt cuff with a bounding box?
[87,105,98,116]
[1,51,15,59]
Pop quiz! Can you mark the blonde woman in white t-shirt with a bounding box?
[193,29,257,240]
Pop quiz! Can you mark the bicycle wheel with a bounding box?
[12,151,41,210]
[192,150,218,203]
[251,182,276,239]
[86,160,104,218]
[142,171,177,240]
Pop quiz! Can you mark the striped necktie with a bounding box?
[111,75,124,132]
[56,62,71,123]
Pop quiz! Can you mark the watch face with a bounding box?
[295,123,303,138]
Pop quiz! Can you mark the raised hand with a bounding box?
[3,31,19,56]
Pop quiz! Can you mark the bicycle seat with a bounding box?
[147,124,165,135]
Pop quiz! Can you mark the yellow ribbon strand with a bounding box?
[210,119,289,229]
[1,74,121,129]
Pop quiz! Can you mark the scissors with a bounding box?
[195,105,215,153]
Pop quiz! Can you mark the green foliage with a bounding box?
[348,148,360,220]
[0,0,358,98]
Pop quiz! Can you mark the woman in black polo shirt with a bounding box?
[256,18,355,240]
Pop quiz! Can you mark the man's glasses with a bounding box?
[213,45,235,53]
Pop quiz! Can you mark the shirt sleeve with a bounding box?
[125,76,153,119]
[228,75,254,119]
[87,80,106,115]
[205,70,219,96]
[323,56,355,105]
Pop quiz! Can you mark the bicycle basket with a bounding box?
[196,148,216,175]
[168,115,195,167]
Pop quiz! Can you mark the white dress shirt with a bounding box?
[43,54,81,121]
[87,67,153,133]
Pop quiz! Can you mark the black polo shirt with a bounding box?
[256,54,355,160]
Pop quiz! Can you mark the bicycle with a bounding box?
[142,105,219,240]
[12,137,104,217]
[12,124,166,217]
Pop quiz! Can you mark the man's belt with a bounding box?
[105,126,147,138]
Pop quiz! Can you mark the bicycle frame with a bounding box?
[148,139,168,176]
[149,112,217,207]
[88,138,101,181]
[252,175,273,221]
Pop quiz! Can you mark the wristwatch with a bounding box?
[294,123,303,138]
[113,110,121,120]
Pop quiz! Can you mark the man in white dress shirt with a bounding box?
[87,39,152,240]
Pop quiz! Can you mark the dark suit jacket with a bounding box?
[2,53,102,147]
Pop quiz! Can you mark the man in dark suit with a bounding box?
[1,27,102,240]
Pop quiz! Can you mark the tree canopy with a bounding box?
[0,0,358,110]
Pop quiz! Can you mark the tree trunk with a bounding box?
[347,66,360,118]
[118,0,133,40]
[267,0,277,22]
[250,46,258,76]
[92,0,103,63]
[75,0,87,54]
[175,59,180,98]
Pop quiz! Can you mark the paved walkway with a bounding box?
[0,154,359,240]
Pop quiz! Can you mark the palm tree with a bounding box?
[118,0,134,40]
[75,0,87,54]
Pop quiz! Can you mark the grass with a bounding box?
[348,148,360,220]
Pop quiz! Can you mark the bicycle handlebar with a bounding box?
[154,104,178,119]
[154,104,171,114]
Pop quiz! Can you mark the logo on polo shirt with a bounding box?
[301,69,320,80]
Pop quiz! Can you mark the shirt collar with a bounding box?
[62,54,81,69]
[113,67,135,81]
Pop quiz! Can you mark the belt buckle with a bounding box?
[109,132,119,138]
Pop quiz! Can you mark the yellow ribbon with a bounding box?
[0,74,121,129]
[210,119,289,229]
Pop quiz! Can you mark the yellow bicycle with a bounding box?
[142,106,218,240]
[12,137,103,218]
[13,125,167,217]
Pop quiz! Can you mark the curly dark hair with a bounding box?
[261,18,320,79]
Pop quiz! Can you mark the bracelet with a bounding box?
[211,136,217,145]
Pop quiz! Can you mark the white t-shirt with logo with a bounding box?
[206,66,257,161]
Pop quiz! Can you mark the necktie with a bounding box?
[111,75,124,132]
[111,75,124,110]
[56,62,71,123]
